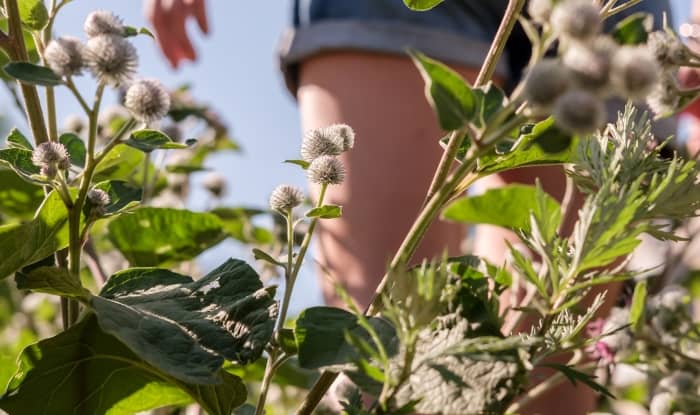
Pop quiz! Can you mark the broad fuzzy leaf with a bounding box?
[93,259,278,384]
[0,314,246,415]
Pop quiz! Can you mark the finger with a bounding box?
[188,0,209,34]
[151,0,185,68]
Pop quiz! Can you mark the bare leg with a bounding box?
[297,51,478,309]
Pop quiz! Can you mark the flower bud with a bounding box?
[551,0,601,41]
[563,38,614,94]
[553,90,604,135]
[649,392,675,415]
[528,0,553,25]
[40,164,58,179]
[87,188,111,207]
[647,30,690,68]
[646,72,681,117]
[269,184,304,212]
[44,36,85,77]
[523,59,570,109]
[202,172,226,197]
[124,79,171,123]
[32,141,70,168]
[307,155,345,185]
[84,10,124,38]
[84,34,137,86]
[325,123,355,151]
[300,127,344,162]
[611,45,661,100]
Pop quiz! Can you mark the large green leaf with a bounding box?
[92,259,277,384]
[210,207,273,244]
[411,52,476,131]
[0,147,40,177]
[0,190,70,280]
[0,314,247,415]
[442,184,561,233]
[93,144,164,190]
[0,168,43,218]
[107,207,226,266]
[476,117,577,175]
[403,0,445,11]
[93,180,142,216]
[295,306,397,370]
[4,62,61,86]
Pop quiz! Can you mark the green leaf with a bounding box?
[476,117,576,174]
[59,132,86,168]
[612,12,652,45]
[0,190,70,280]
[15,266,89,299]
[93,259,277,384]
[306,204,342,219]
[543,363,616,399]
[295,306,397,370]
[125,129,189,152]
[410,51,476,131]
[210,207,273,244]
[252,248,283,267]
[279,328,298,355]
[18,0,49,30]
[0,168,43,218]
[0,147,40,177]
[94,144,165,191]
[472,82,507,128]
[123,25,155,39]
[442,184,560,233]
[4,62,61,86]
[629,280,647,333]
[107,207,226,266]
[403,0,445,11]
[283,159,310,169]
[93,180,142,215]
[5,128,32,150]
[0,314,247,415]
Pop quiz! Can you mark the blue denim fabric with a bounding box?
[280,0,673,94]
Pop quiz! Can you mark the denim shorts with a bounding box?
[278,0,673,96]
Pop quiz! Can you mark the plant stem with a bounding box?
[423,129,466,207]
[255,349,279,415]
[3,0,49,145]
[142,152,152,203]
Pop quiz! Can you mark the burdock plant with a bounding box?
[0,1,699,415]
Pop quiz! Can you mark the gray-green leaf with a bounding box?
[125,129,189,152]
[93,259,277,384]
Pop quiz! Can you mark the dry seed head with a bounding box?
[300,127,344,162]
[325,123,355,151]
[269,184,304,212]
[84,10,124,37]
[32,141,70,167]
[63,114,85,133]
[528,0,553,25]
[87,188,111,207]
[202,172,226,197]
[523,58,570,109]
[44,36,85,77]
[553,89,604,135]
[611,45,661,100]
[647,30,689,68]
[125,79,171,123]
[84,34,137,86]
[551,0,601,41]
[307,155,345,185]
[646,71,680,117]
[563,38,614,94]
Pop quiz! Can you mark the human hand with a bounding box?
[143,0,208,69]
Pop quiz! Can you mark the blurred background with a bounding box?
[0,0,693,313]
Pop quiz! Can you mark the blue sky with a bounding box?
[0,0,692,312]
